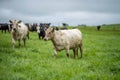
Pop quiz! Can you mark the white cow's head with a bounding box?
[44,27,55,41]
[9,20,22,32]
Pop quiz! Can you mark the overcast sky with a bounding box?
[0,0,120,26]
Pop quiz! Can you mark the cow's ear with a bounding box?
[9,20,12,23]
[52,28,54,32]
[18,20,22,23]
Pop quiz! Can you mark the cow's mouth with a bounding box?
[44,38,48,41]
[44,38,47,41]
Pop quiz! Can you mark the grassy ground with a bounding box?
[0,25,120,80]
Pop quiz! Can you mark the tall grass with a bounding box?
[0,25,120,80]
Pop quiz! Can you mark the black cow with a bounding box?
[37,23,51,39]
[31,23,38,32]
[97,25,101,31]
[62,23,69,26]
[26,23,37,32]
[0,23,11,33]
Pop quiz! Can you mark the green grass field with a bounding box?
[0,25,120,80]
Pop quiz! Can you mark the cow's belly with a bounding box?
[55,45,78,51]
[55,45,65,51]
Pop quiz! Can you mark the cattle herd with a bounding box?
[0,20,83,59]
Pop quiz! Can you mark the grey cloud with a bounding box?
[0,0,120,25]
[1,0,119,15]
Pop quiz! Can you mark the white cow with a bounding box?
[44,27,82,58]
[36,26,40,33]
[9,20,29,48]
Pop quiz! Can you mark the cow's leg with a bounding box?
[18,39,21,48]
[23,38,26,46]
[27,32,29,40]
[73,48,78,58]
[38,34,40,39]
[75,48,78,57]
[8,29,10,33]
[73,48,76,58]
[42,35,44,39]
[42,34,45,39]
[12,38,15,48]
[79,43,83,58]
[66,47,70,58]
[54,48,57,59]
[8,25,11,33]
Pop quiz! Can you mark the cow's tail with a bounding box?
[79,40,83,58]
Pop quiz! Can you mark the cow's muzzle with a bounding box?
[44,37,48,41]
[44,38,47,41]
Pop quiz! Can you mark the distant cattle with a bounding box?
[60,27,68,30]
[54,27,67,30]
[62,23,69,27]
[0,23,11,33]
[97,25,101,31]
[54,27,60,30]
[44,27,82,58]
[9,20,29,48]
[37,23,51,39]
[25,23,39,32]
[31,23,37,32]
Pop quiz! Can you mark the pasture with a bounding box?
[0,25,120,80]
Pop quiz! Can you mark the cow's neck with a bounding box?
[51,30,61,46]
[13,30,21,37]
[51,32,55,45]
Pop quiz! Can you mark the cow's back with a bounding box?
[62,29,82,48]
[54,29,82,49]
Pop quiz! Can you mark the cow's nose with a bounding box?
[13,28,16,31]
[44,38,46,41]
